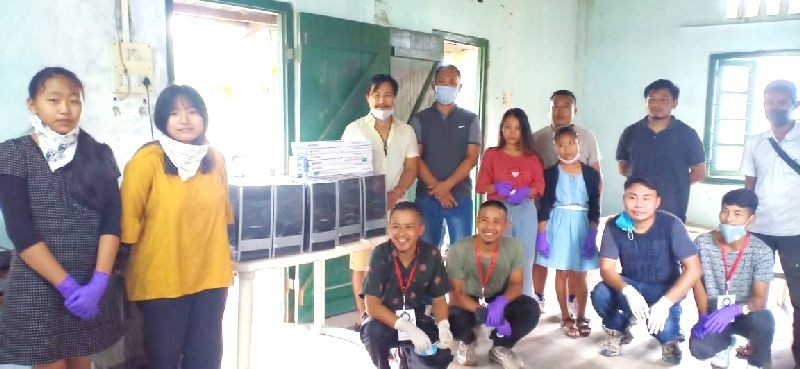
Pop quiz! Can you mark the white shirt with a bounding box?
[341,114,419,201]
[741,124,800,236]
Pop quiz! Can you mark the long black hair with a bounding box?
[152,84,213,175]
[496,108,536,156]
[28,67,117,211]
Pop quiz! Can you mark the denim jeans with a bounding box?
[591,276,682,343]
[416,195,473,248]
[505,198,537,297]
[689,310,774,367]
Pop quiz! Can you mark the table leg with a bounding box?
[313,259,326,334]
[237,271,255,369]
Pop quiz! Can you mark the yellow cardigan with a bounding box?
[120,143,233,301]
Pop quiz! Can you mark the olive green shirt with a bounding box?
[446,236,525,298]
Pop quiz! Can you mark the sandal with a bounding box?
[576,318,591,337]
[561,318,580,338]
[735,343,753,358]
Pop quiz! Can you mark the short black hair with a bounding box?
[553,125,579,142]
[390,201,422,219]
[624,176,659,194]
[154,84,209,142]
[550,89,577,106]
[765,79,797,102]
[28,66,83,100]
[644,79,680,100]
[435,64,461,79]
[479,200,508,217]
[366,74,398,96]
[721,189,758,214]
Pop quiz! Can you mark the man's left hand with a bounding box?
[647,296,673,334]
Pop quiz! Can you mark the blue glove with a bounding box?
[496,321,512,337]
[704,304,742,334]
[506,187,531,205]
[536,232,550,258]
[55,275,80,300]
[581,229,598,259]
[486,296,508,328]
[494,181,513,197]
[691,315,710,340]
[65,271,110,320]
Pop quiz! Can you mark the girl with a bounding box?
[536,125,601,338]
[0,67,122,368]
[120,85,233,369]
[476,108,545,297]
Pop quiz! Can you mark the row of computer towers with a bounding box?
[228,174,387,261]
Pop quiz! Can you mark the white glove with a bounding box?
[437,320,454,349]
[621,285,650,323]
[647,296,673,334]
[394,318,432,354]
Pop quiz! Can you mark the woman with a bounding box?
[121,85,233,369]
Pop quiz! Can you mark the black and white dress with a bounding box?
[0,133,122,365]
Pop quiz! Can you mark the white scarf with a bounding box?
[160,135,209,182]
[31,115,80,171]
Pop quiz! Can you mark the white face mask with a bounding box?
[556,143,581,164]
[370,108,394,121]
[31,114,81,171]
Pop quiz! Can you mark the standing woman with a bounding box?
[476,108,545,297]
[120,85,233,369]
[0,67,123,368]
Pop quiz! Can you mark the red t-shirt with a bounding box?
[476,147,545,201]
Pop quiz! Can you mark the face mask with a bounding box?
[615,211,635,240]
[434,85,458,105]
[370,108,394,121]
[719,223,747,244]
[557,143,581,164]
[766,108,792,126]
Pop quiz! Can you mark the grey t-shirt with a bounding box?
[446,236,525,298]
[695,232,774,310]
[410,105,481,198]
[532,123,602,168]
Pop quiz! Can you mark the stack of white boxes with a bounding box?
[291,140,373,177]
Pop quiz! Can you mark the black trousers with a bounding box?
[360,313,452,369]
[689,310,774,366]
[138,288,228,369]
[448,294,540,348]
[753,232,800,365]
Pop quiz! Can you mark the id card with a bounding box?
[717,294,736,310]
[395,309,416,341]
[478,297,487,307]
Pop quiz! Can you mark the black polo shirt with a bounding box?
[616,116,705,222]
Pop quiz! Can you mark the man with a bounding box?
[742,79,800,365]
[591,177,701,365]
[531,89,603,313]
[360,202,453,369]
[342,74,419,327]
[446,200,539,369]
[410,65,481,247]
[616,79,705,222]
[689,189,774,369]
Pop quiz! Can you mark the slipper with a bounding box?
[561,318,580,338]
[576,318,591,337]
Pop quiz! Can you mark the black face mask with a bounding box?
[767,108,792,126]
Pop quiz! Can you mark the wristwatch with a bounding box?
[740,303,750,315]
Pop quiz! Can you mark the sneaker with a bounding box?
[489,346,525,369]
[600,326,623,357]
[456,340,478,366]
[676,329,686,342]
[533,293,546,313]
[661,341,682,365]
[567,295,577,319]
[710,337,735,369]
[621,326,633,345]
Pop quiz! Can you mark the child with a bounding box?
[476,108,545,297]
[536,125,601,337]
[0,67,122,368]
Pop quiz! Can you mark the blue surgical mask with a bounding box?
[434,85,458,105]
[719,223,747,244]
[615,212,634,240]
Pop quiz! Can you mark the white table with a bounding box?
[233,236,388,369]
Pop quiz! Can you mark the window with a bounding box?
[725,0,800,18]
[705,51,800,181]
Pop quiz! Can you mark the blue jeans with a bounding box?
[416,195,473,247]
[505,198,537,297]
[591,276,682,343]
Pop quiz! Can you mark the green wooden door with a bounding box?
[293,12,390,323]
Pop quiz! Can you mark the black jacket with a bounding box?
[537,163,601,224]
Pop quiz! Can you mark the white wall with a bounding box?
[580,0,800,227]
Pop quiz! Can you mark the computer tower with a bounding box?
[333,176,363,244]
[360,174,387,238]
[228,182,272,261]
[272,180,305,257]
[303,178,337,251]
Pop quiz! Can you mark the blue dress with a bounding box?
[536,166,599,271]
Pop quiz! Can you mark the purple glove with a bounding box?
[506,187,531,205]
[494,181,513,197]
[704,304,742,334]
[496,321,512,337]
[65,271,110,320]
[581,229,598,259]
[486,296,508,328]
[691,315,710,340]
[536,232,550,258]
[56,275,81,300]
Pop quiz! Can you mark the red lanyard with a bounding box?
[720,235,749,294]
[473,238,499,297]
[392,252,418,308]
